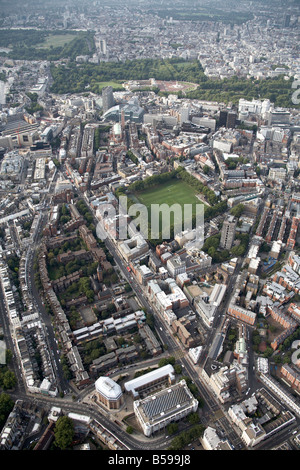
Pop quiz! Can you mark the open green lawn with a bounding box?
[96,81,124,92]
[135,179,200,208]
[131,179,205,235]
[37,33,78,49]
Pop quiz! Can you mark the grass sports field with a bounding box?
[132,179,205,234]
[135,179,200,208]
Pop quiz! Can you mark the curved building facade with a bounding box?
[95,376,124,410]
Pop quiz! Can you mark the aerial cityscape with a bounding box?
[0,0,300,454]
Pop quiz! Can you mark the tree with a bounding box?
[208,246,216,258]
[126,426,134,434]
[146,313,154,329]
[5,349,13,364]
[203,165,210,175]
[0,393,14,428]
[124,283,132,292]
[174,364,182,374]
[168,434,186,450]
[263,347,273,358]
[167,422,178,435]
[54,416,75,450]
[133,334,142,344]
[230,203,245,219]
[2,370,16,390]
[158,356,175,367]
[187,412,200,425]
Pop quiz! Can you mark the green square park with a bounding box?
[129,179,205,239]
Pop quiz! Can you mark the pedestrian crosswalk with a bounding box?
[172,347,186,361]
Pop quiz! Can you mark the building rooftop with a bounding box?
[141,382,191,420]
[135,379,197,424]
[95,376,123,400]
[124,364,175,396]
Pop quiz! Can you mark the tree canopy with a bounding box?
[0,29,95,61]
[0,393,14,429]
[48,57,299,108]
[54,415,75,450]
